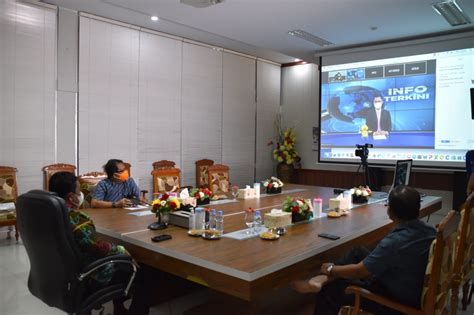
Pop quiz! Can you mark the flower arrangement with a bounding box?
[262,176,284,193]
[282,196,313,221]
[151,193,181,214]
[268,114,299,165]
[351,186,372,203]
[189,187,213,205]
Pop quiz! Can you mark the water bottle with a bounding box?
[209,209,217,230]
[188,208,195,230]
[313,198,322,218]
[216,210,224,234]
[195,207,205,230]
[254,210,263,234]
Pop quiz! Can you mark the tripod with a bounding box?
[355,153,371,189]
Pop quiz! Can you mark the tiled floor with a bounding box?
[1,218,473,315]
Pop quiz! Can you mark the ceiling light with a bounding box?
[432,0,471,26]
[288,30,334,47]
[151,16,159,21]
[180,0,224,8]
[294,58,301,62]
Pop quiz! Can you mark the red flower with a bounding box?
[291,206,300,213]
[160,193,169,201]
[169,201,177,209]
[268,183,273,189]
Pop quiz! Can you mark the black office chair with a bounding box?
[16,190,137,315]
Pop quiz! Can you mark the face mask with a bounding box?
[69,191,84,209]
[116,170,129,182]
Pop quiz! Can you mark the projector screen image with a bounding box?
[319,47,474,168]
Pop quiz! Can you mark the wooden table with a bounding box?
[86,184,442,304]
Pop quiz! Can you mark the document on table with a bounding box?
[124,204,150,211]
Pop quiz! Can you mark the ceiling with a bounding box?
[42,0,474,64]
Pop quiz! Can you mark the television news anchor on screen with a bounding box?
[361,93,392,136]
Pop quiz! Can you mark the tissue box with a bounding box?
[169,211,190,229]
[329,198,341,210]
[238,188,255,199]
[264,209,292,228]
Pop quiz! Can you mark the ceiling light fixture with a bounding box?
[180,0,224,8]
[432,0,471,26]
[288,30,334,47]
[151,16,159,21]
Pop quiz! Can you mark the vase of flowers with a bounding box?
[262,176,284,194]
[151,194,181,228]
[190,187,212,205]
[351,186,372,204]
[268,115,299,183]
[282,196,313,222]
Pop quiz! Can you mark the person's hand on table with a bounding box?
[116,198,132,208]
[320,263,335,276]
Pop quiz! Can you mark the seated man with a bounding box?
[49,172,152,315]
[91,159,141,208]
[292,185,436,315]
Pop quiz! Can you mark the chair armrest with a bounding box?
[345,286,423,315]
[78,254,135,281]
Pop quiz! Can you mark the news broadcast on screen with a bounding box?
[319,47,474,169]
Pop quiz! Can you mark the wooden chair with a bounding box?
[77,171,107,209]
[123,162,132,176]
[0,166,19,241]
[152,160,176,170]
[151,168,181,194]
[451,198,474,314]
[195,159,214,188]
[341,210,460,315]
[208,164,230,194]
[42,163,76,191]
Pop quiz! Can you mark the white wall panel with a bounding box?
[181,43,223,187]
[78,17,139,176]
[256,61,281,181]
[137,32,182,194]
[222,53,256,186]
[0,0,56,193]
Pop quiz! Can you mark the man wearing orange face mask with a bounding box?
[91,159,141,208]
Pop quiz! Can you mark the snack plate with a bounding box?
[201,230,221,240]
[327,211,342,218]
[259,232,280,240]
[187,229,203,237]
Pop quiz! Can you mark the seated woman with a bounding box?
[91,159,141,208]
[49,172,151,315]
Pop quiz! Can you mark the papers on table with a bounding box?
[124,204,150,211]
[128,210,153,217]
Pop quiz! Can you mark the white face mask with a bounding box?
[374,100,383,110]
[70,191,84,208]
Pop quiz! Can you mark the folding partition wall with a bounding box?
[78,15,281,194]
[0,0,57,193]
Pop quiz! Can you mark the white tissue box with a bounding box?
[264,209,291,228]
[237,188,255,199]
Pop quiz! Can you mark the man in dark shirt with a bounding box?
[292,185,436,315]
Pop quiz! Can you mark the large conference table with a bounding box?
[86,184,442,306]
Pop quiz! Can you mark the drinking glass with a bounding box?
[231,185,239,200]
[244,211,254,235]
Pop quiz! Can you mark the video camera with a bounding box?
[355,143,373,160]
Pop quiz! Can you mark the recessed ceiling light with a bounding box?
[432,0,471,26]
[294,59,301,62]
[151,16,159,21]
[288,30,334,47]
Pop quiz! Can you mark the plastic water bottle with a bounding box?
[216,210,224,234]
[194,208,205,230]
[209,209,217,230]
[188,209,195,230]
[254,210,263,234]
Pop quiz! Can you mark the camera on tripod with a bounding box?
[355,143,373,159]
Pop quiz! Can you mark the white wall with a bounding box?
[0,0,56,193]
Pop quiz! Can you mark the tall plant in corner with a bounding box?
[268,113,298,165]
